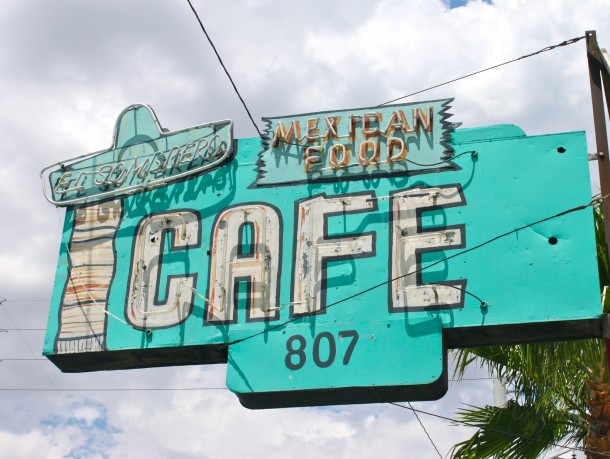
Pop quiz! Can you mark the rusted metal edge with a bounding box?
[445,317,604,348]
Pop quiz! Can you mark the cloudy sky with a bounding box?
[0,0,609,458]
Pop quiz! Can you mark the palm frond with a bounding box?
[450,401,578,459]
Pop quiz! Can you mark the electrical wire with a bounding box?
[389,402,610,458]
[405,150,477,167]
[1,300,49,303]
[0,377,494,388]
[0,380,594,457]
[441,283,487,308]
[379,35,586,105]
[185,0,263,139]
[0,299,79,421]
[408,401,443,458]
[0,328,45,331]
[0,387,227,392]
[0,380,593,456]
[226,193,605,348]
[176,17,584,142]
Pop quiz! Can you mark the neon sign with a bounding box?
[258,99,454,185]
[43,103,601,408]
[40,105,233,206]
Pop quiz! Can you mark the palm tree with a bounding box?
[450,206,610,459]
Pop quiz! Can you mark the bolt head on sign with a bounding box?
[41,101,601,408]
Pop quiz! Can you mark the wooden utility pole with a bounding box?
[586,30,610,459]
[587,31,610,251]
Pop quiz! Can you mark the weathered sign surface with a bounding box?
[43,102,602,408]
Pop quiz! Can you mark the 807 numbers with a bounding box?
[285,330,359,371]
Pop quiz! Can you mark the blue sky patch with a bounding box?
[447,0,493,8]
[42,399,119,459]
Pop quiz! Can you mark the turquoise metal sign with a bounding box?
[43,103,602,408]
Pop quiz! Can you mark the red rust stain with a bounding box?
[362,112,382,139]
[323,116,342,141]
[399,110,414,134]
[212,219,224,256]
[254,221,260,259]
[209,278,217,319]
[67,281,106,294]
[299,208,306,243]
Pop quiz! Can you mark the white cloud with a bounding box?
[105,393,480,458]
[0,430,66,459]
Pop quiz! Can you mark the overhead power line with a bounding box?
[389,402,610,458]
[0,329,45,331]
[0,387,227,392]
[0,299,80,420]
[407,401,443,458]
[379,35,586,105]
[1,300,48,303]
[185,0,263,138]
[0,377,494,387]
